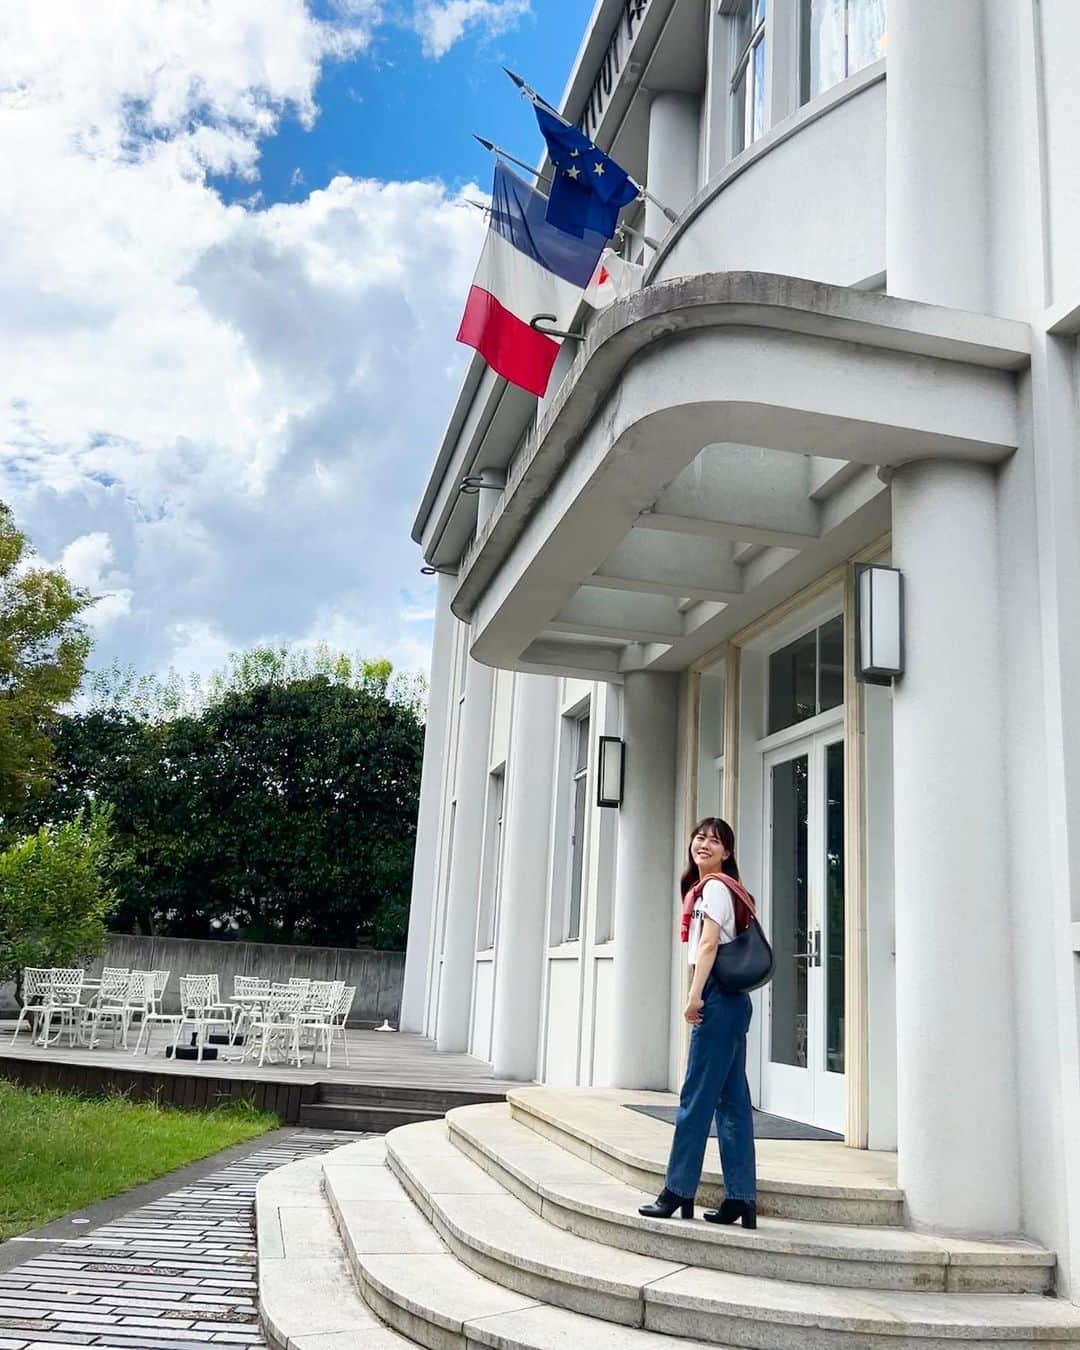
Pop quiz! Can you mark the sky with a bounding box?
[0,0,589,687]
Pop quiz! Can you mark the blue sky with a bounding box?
[0,1,593,685]
[215,4,587,207]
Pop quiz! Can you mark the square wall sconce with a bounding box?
[855,563,904,685]
[597,735,625,808]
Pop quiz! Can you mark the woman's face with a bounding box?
[691,828,729,871]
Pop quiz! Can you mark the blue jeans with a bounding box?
[665,979,756,1203]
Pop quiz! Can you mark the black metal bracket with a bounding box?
[530,313,585,341]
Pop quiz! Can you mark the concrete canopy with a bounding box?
[452,272,1029,678]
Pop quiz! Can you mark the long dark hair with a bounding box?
[680,816,741,899]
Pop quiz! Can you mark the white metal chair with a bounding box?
[9,968,52,1043]
[149,970,171,1014]
[95,967,130,1005]
[233,974,270,997]
[330,986,355,1067]
[305,978,343,1002]
[77,966,131,1043]
[36,968,84,1047]
[118,971,157,1048]
[170,975,233,1062]
[133,975,185,1055]
[295,981,345,1067]
[228,975,270,1046]
[246,987,305,1067]
[81,970,152,1048]
[205,973,233,1018]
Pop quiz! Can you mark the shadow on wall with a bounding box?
[0,933,405,1027]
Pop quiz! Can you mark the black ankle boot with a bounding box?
[703,1198,757,1229]
[638,1187,694,1220]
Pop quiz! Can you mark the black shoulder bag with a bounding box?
[706,878,774,994]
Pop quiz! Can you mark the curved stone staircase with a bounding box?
[257,1087,1080,1350]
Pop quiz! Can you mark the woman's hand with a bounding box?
[684,995,704,1026]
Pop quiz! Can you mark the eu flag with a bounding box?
[535,105,639,240]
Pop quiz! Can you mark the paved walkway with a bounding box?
[0,1129,361,1349]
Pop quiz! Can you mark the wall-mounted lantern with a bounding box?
[855,563,905,685]
[597,735,625,808]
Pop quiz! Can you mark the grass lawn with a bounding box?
[0,1080,277,1240]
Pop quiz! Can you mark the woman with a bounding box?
[638,817,758,1227]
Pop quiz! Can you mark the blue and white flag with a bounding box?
[534,105,639,240]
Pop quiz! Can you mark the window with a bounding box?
[731,0,768,154]
[438,801,457,955]
[477,769,505,951]
[566,713,590,941]
[768,615,844,734]
[801,0,887,104]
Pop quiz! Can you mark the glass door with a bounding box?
[762,729,846,1132]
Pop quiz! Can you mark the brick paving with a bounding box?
[0,1130,362,1349]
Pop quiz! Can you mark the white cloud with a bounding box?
[413,0,531,59]
[0,0,488,682]
[50,532,133,630]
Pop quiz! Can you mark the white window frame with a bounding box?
[476,767,506,952]
[565,711,591,943]
[765,611,845,738]
[549,703,591,949]
[730,0,768,154]
[799,0,887,106]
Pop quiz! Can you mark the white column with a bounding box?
[490,674,559,1079]
[645,92,701,248]
[890,459,1019,1234]
[611,671,679,1089]
[400,571,458,1033]
[886,0,989,310]
[435,648,495,1053]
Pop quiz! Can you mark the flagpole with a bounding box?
[473,135,552,187]
[503,68,678,225]
[615,220,661,253]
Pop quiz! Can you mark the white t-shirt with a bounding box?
[687,877,737,966]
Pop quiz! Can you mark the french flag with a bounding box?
[457,163,607,398]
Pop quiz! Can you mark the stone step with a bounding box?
[314,1081,505,1111]
[368,1120,1080,1350]
[357,1249,723,1350]
[319,1140,729,1350]
[254,1140,411,1350]
[446,1103,1054,1294]
[507,1085,905,1225]
[299,1101,445,1132]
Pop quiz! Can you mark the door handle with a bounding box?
[811,929,822,967]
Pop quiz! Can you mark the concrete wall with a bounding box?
[655,74,885,290]
[1,934,404,1026]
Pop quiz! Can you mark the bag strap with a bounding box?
[695,871,758,928]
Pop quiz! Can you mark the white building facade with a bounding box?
[401,0,1080,1297]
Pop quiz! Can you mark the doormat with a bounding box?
[625,1103,843,1142]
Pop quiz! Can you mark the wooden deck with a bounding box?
[0,1023,516,1125]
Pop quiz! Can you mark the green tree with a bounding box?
[6,709,162,933]
[13,649,426,948]
[85,643,425,723]
[0,808,118,984]
[0,503,92,816]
